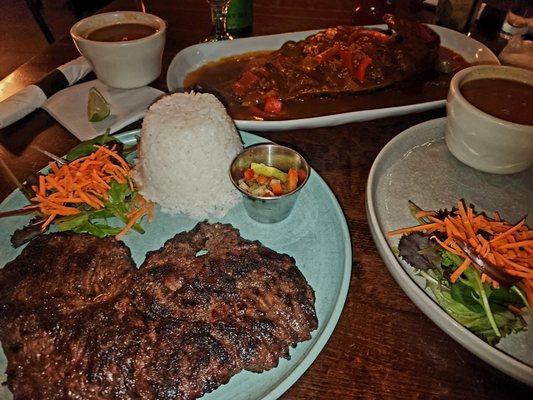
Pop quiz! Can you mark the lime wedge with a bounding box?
[87,87,110,122]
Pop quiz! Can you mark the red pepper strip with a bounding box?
[314,44,340,64]
[349,30,389,43]
[232,71,259,96]
[248,105,280,120]
[355,56,372,84]
[340,50,354,76]
[264,96,283,114]
[418,24,434,43]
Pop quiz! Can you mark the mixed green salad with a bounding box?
[390,201,531,345]
[7,132,152,247]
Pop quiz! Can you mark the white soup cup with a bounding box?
[446,65,533,174]
[71,11,166,89]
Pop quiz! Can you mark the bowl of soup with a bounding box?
[446,65,533,174]
[71,11,166,89]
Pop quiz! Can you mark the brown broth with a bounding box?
[184,47,470,120]
[460,78,533,125]
[86,23,157,42]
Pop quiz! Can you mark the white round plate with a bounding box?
[167,25,499,131]
[366,117,533,385]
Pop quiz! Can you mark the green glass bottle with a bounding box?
[227,0,253,38]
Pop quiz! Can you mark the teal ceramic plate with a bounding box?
[0,130,352,400]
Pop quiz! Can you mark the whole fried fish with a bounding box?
[232,14,440,113]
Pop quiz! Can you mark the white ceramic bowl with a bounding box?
[445,65,533,174]
[71,11,166,89]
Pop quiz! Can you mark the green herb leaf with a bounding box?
[72,221,122,238]
[441,250,464,269]
[66,130,118,161]
[428,280,526,345]
[108,180,131,205]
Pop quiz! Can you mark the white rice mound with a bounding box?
[134,92,243,218]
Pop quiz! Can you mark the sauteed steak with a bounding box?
[0,223,317,399]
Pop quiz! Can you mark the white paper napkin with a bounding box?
[43,80,164,141]
[0,85,47,128]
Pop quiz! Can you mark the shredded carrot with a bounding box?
[451,258,470,283]
[490,219,526,243]
[496,240,533,250]
[415,210,437,218]
[386,222,442,237]
[388,200,533,300]
[31,145,142,232]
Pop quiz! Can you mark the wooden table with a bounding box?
[0,1,531,398]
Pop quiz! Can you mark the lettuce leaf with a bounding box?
[66,130,118,161]
[398,233,528,345]
[56,180,144,238]
[428,278,526,345]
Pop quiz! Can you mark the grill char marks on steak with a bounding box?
[134,319,242,400]
[0,233,140,399]
[0,232,135,323]
[0,223,317,399]
[3,297,147,399]
[131,222,318,376]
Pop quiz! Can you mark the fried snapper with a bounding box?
[231,14,440,116]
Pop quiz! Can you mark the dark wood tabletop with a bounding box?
[0,0,531,398]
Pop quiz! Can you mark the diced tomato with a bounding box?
[232,71,259,96]
[256,175,269,185]
[340,50,354,76]
[297,169,307,183]
[264,96,283,114]
[286,168,298,191]
[248,105,280,120]
[243,168,254,180]
[271,181,283,195]
[355,56,372,84]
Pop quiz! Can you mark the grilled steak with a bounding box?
[0,223,317,399]
[2,297,147,399]
[131,222,318,372]
[0,232,135,324]
[0,233,138,399]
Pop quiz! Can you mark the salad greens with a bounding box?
[10,132,149,247]
[399,232,528,345]
[56,180,144,239]
[65,130,119,161]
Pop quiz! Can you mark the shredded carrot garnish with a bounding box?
[386,223,442,237]
[115,196,153,241]
[415,210,437,218]
[450,258,470,283]
[388,200,533,302]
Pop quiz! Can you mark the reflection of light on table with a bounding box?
[0,71,28,101]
